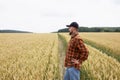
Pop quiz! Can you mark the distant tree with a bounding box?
[58,27,120,32]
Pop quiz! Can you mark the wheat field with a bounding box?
[0,33,60,80]
[60,33,120,80]
[0,33,120,80]
[79,32,120,55]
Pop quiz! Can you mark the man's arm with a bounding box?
[77,38,89,63]
[71,38,89,65]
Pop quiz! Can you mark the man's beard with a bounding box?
[69,31,73,35]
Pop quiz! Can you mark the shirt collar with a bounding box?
[71,31,79,38]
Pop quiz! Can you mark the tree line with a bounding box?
[58,27,120,32]
[0,30,32,33]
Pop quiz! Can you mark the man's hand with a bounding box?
[71,58,79,64]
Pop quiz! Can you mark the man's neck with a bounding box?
[71,31,78,38]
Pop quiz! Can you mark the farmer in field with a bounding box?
[64,22,89,80]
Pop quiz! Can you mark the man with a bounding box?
[64,22,89,80]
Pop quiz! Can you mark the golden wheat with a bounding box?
[79,32,120,55]
[0,33,60,80]
[60,33,120,80]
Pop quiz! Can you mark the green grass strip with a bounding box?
[58,33,94,80]
[83,38,120,62]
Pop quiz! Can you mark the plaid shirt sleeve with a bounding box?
[77,38,89,63]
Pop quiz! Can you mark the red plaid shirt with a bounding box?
[64,32,89,70]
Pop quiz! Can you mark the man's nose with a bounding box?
[69,29,70,31]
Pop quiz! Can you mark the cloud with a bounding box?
[0,0,120,33]
[114,0,120,5]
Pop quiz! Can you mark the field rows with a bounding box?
[78,32,120,62]
[60,33,120,80]
[0,33,60,80]
[79,32,120,55]
[0,33,120,80]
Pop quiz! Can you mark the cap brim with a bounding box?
[66,25,70,27]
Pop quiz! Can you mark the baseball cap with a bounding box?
[66,22,79,29]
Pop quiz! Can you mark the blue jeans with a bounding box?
[64,67,80,80]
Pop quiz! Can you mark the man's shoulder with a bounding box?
[75,35,83,41]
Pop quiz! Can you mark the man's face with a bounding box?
[68,26,75,35]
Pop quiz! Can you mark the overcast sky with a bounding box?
[0,0,120,33]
